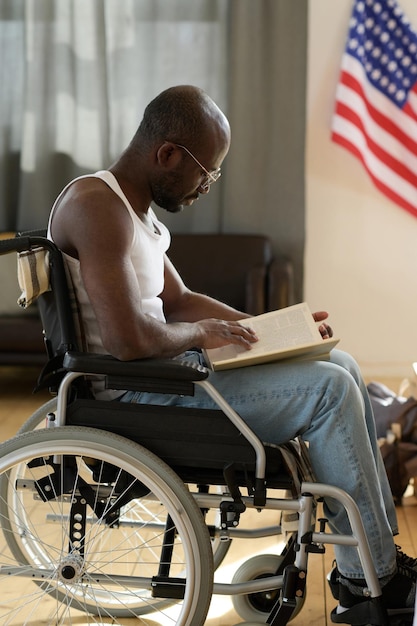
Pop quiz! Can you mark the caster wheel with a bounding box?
[231,554,305,623]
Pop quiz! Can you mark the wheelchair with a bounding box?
[0,232,399,626]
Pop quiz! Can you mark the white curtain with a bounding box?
[0,0,228,230]
[224,0,307,300]
[0,0,307,300]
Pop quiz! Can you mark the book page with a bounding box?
[204,303,339,369]
[244,303,320,353]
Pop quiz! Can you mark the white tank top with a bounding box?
[48,170,171,398]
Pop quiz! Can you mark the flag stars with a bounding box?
[334,0,417,217]
[348,0,417,107]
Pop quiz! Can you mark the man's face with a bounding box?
[151,169,200,214]
[152,139,229,213]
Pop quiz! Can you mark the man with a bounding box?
[48,85,415,623]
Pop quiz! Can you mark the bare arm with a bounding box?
[51,179,258,361]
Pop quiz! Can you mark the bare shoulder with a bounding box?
[51,175,133,258]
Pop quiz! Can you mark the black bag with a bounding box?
[368,381,417,505]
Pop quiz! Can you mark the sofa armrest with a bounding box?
[267,257,295,311]
[245,265,267,316]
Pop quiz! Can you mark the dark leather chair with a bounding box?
[0,232,294,365]
[0,232,45,365]
[168,233,294,316]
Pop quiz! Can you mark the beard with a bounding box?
[157,199,185,214]
[151,172,197,213]
[152,174,184,213]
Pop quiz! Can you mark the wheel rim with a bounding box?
[246,573,280,613]
[231,553,305,623]
[0,427,213,625]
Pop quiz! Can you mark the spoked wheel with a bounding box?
[17,396,58,433]
[192,483,232,570]
[0,426,213,625]
[231,549,305,623]
[18,404,232,572]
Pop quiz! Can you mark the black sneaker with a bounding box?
[328,547,417,603]
[329,558,416,624]
[396,545,417,573]
[327,562,341,600]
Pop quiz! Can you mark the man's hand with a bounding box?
[313,311,334,340]
[196,319,259,350]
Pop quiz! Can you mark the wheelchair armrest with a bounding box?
[0,233,57,255]
[63,351,210,381]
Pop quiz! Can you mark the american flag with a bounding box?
[331,0,417,218]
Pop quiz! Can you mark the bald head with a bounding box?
[136,85,230,153]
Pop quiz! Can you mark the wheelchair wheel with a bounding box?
[0,426,213,624]
[17,396,58,433]
[192,483,232,569]
[18,399,232,572]
[231,553,305,622]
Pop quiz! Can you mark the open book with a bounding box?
[203,302,340,371]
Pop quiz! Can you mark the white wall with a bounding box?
[305,0,417,379]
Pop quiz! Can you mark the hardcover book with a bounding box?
[203,302,340,371]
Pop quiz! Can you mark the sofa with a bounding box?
[168,233,294,314]
[0,233,45,365]
[0,232,294,366]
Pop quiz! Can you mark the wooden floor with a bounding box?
[0,366,416,625]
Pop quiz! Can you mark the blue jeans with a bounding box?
[120,349,398,580]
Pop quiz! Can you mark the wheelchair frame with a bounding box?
[0,233,392,626]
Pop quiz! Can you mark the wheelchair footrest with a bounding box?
[151,576,186,599]
[268,564,306,626]
[330,597,391,625]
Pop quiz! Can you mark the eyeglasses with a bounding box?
[173,143,221,191]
